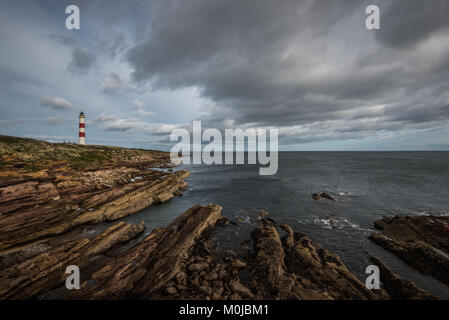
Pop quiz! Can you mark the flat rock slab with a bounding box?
[72,204,223,299]
[370,215,449,287]
[0,221,145,299]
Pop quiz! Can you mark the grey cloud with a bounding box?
[49,34,96,74]
[90,113,184,135]
[40,96,79,111]
[68,47,96,74]
[0,117,37,126]
[3,0,449,150]
[45,117,75,125]
[122,0,449,146]
[0,117,73,127]
[376,0,449,49]
[100,73,144,94]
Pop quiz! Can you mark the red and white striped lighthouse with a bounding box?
[78,111,86,145]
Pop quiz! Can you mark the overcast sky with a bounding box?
[1,0,449,151]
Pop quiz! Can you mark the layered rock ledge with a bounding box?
[370,215,449,287]
[0,135,191,299]
[0,135,189,250]
[0,221,145,299]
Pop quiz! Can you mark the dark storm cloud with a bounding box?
[376,0,449,49]
[122,0,449,146]
[49,34,96,74]
[126,0,364,125]
[68,47,96,73]
[121,0,449,140]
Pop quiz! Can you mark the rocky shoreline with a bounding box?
[1,135,448,300]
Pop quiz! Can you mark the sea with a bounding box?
[121,151,449,298]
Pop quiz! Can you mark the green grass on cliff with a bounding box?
[0,135,167,170]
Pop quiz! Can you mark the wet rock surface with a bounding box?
[250,225,384,300]
[370,215,449,287]
[373,215,449,252]
[72,204,223,299]
[0,221,145,299]
[312,193,335,201]
[369,255,436,300]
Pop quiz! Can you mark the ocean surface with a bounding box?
[122,151,449,298]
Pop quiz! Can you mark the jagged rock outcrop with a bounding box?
[369,255,436,300]
[0,221,145,299]
[370,233,449,286]
[312,193,335,201]
[154,213,395,301]
[0,170,189,250]
[250,225,385,300]
[72,204,223,299]
[373,215,449,252]
[370,215,449,287]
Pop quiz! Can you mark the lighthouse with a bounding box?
[78,112,86,145]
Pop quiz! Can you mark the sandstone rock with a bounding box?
[175,272,187,285]
[199,286,212,296]
[250,224,382,300]
[201,280,209,287]
[279,224,294,236]
[258,210,270,218]
[231,259,247,269]
[191,276,201,288]
[312,194,321,201]
[211,286,224,300]
[369,255,436,300]
[165,287,178,295]
[0,221,145,299]
[320,193,335,201]
[373,215,449,253]
[370,232,449,287]
[176,285,188,291]
[216,217,229,227]
[189,262,209,272]
[194,256,204,262]
[218,269,228,280]
[0,170,190,250]
[204,272,219,281]
[73,204,223,299]
[370,215,449,288]
[229,281,254,299]
[228,293,242,300]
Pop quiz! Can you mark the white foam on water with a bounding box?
[313,218,332,229]
[304,216,372,232]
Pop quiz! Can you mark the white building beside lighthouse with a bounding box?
[78,111,86,144]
